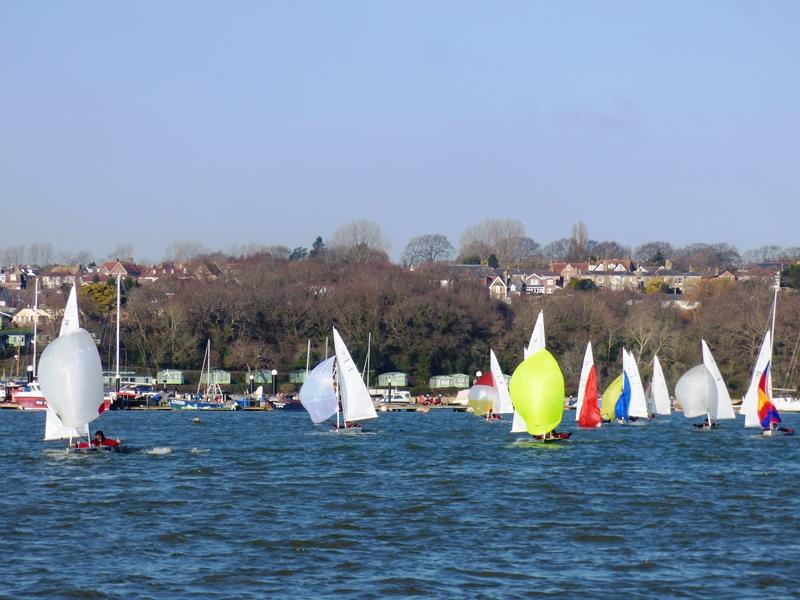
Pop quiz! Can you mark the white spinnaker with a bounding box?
[44,406,88,441]
[675,364,713,419]
[299,356,338,423]
[741,330,771,428]
[651,355,671,415]
[575,342,594,421]
[702,340,735,420]
[39,329,104,429]
[333,327,377,422]
[524,311,545,359]
[489,350,514,414]
[624,349,649,418]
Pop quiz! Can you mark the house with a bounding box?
[737,264,782,283]
[0,267,25,289]
[450,373,470,388]
[156,369,185,385]
[40,265,82,290]
[97,259,141,280]
[488,276,508,300]
[289,369,307,384]
[11,307,54,327]
[200,369,231,385]
[377,372,409,387]
[429,375,452,389]
[524,272,559,294]
[550,262,589,284]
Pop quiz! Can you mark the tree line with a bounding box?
[67,256,800,398]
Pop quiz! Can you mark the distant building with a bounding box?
[157,369,185,385]
[377,372,408,387]
[200,369,230,385]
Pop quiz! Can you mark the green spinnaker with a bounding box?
[509,349,564,436]
[600,374,623,421]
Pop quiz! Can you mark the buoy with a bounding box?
[192,417,201,424]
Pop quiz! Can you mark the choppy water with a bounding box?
[2,409,800,598]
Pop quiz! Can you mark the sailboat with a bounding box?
[299,327,377,430]
[468,372,498,418]
[169,340,236,410]
[512,310,545,433]
[11,277,47,410]
[740,286,793,434]
[674,340,735,428]
[623,349,649,421]
[574,342,601,428]
[645,355,671,417]
[468,351,514,421]
[600,373,625,422]
[38,286,107,448]
[509,346,569,441]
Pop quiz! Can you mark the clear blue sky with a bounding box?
[2,1,798,262]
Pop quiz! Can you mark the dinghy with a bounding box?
[299,327,377,430]
[509,347,569,442]
[646,355,672,417]
[512,311,545,433]
[38,286,111,450]
[674,340,735,429]
[574,342,601,428]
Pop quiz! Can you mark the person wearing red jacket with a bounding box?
[75,430,121,449]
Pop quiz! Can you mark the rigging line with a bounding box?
[126,299,159,375]
[782,328,800,389]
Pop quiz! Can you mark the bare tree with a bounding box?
[28,243,55,266]
[109,243,135,260]
[634,241,673,265]
[569,221,589,261]
[543,238,571,263]
[331,220,390,263]
[402,234,454,266]
[2,245,26,265]
[742,245,784,265]
[165,241,206,263]
[459,219,525,267]
[589,240,630,260]
[60,249,95,266]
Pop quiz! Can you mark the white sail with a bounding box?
[624,349,649,418]
[702,340,735,420]
[650,355,671,415]
[515,310,545,430]
[39,329,104,429]
[511,409,528,433]
[741,330,771,428]
[524,310,545,359]
[299,356,338,423]
[44,406,89,441]
[675,364,714,418]
[60,286,80,336]
[575,342,594,421]
[489,350,514,414]
[332,327,377,423]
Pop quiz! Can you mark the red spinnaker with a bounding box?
[578,366,602,428]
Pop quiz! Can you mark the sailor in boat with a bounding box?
[74,430,121,449]
[693,417,720,429]
[534,429,571,441]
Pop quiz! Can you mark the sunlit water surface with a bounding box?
[2,409,800,598]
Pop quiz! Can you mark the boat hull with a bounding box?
[12,393,47,410]
[772,397,800,412]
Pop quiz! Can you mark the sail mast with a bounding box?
[362,332,371,386]
[115,274,121,392]
[305,339,311,375]
[32,277,39,379]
